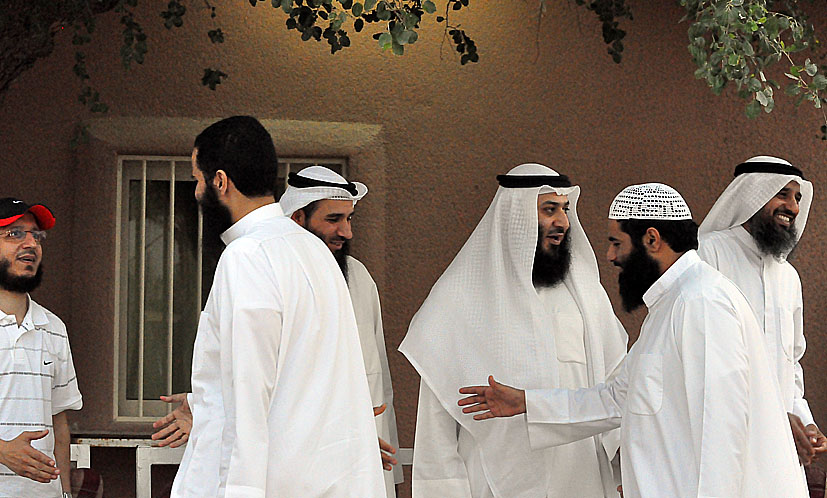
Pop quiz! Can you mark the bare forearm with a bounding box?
[53,412,71,492]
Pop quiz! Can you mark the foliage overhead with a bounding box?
[0,0,825,138]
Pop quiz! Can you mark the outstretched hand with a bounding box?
[151,393,192,448]
[458,376,527,420]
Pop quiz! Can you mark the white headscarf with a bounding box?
[699,155,813,258]
[279,165,368,216]
[399,163,627,497]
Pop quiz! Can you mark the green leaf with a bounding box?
[378,32,392,48]
[755,89,769,106]
[201,68,228,90]
[747,77,761,92]
[352,3,363,16]
[745,99,761,118]
[785,83,801,96]
[813,74,827,91]
[392,41,404,55]
[423,0,436,13]
[805,59,817,77]
[397,30,413,45]
[208,29,225,43]
[364,0,377,9]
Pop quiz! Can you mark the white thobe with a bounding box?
[698,226,814,425]
[172,203,384,498]
[412,284,614,498]
[346,256,403,496]
[523,251,807,498]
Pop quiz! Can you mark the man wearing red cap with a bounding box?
[0,198,82,498]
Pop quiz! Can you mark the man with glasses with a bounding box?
[0,198,82,498]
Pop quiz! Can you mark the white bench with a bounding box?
[74,437,412,498]
[73,438,183,498]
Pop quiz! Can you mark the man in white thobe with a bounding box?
[169,116,384,497]
[459,183,807,498]
[698,155,826,465]
[400,164,628,497]
[279,166,403,497]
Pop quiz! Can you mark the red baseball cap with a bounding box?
[0,198,55,230]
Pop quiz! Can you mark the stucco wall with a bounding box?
[1,0,826,495]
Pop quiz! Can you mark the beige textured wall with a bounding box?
[1,1,826,495]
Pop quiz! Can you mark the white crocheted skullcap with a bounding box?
[608,183,692,220]
[279,165,367,216]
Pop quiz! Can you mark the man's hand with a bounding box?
[0,430,59,483]
[151,393,192,448]
[373,404,398,471]
[789,413,815,466]
[458,376,527,420]
[378,437,398,471]
[805,424,827,461]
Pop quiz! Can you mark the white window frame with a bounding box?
[113,155,347,421]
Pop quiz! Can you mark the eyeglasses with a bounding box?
[0,228,47,244]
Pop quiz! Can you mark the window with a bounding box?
[114,155,346,420]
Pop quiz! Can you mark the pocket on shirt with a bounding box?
[628,353,663,415]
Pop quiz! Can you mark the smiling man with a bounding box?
[279,166,403,498]
[698,156,826,467]
[0,199,82,498]
[400,163,627,498]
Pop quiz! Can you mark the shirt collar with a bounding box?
[0,295,47,329]
[220,203,283,245]
[642,250,701,308]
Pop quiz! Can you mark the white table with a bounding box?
[73,438,185,498]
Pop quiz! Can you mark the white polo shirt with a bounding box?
[0,297,82,498]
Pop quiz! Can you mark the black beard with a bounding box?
[748,209,798,258]
[304,227,350,284]
[617,244,661,312]
[199,183,234,242]
[333,239,350,283]
[0,259,43,294]
[532,228,572,288]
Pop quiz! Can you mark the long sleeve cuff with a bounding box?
[793,398,815,427]
[526,389,574,450]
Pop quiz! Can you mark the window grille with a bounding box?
[114,155,346,420]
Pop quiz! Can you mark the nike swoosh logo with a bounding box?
[43,361,52,365]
